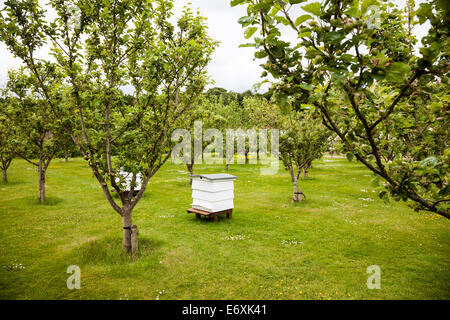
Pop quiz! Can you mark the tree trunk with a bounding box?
[293,178,299,202]
[122,210,134,252]
[245,149,249,164]
[64,150,69,162]
[131,225,138,252]
[226,163,229,171]
[303,161,312,179]
[38,165,46,204]
[292,178,304,202]
[187,163,194,185]
[2,168,7,184]
[287,165,302,202]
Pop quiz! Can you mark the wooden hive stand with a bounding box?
[187,208,232,222]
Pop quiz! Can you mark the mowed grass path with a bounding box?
[0,157,448,300]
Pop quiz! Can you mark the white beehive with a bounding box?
[190,174,237,213]
[116,170,142,191]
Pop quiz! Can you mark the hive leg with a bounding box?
[211,215,218,222]
[226,210,232,219]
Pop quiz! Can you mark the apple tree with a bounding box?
[2,69,62,202]
[0,0,217,250]
[279,109,329,201]
[0,96,14,184]
[233,0,449,218]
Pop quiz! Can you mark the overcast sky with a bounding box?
[0,0,429,93]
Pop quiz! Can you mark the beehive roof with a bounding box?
[189,173,237,181]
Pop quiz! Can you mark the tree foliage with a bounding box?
[2,69,63,202]
[0,0,217,250]
[279,109,330,201]
[0,97,14,184]
[234,0,449,218]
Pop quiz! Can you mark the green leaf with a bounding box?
[371,67,386,81]
[275,16,290,26]
[347,2,362,18]
[272,46,284,58]
[385,62,410,83]
[295,14,312,26]
[300,103,313,109]
[269,6,281,16]
[299,83,313,91]
[238,16,253,26]
[438,186,449,196]
[379,191,390,203]
[361,0,379,13]
[324,31,344,42]
[416,3,433,24]
[298,30,311,38]
[346,153,354,162]
[244,27,258,39]
[289,0,307,4]
[302,2,321,16]
[418,156,437,168]
[254,1,272,12]
[341,54,356,62]
[239,43,256,48]
[277,94,288,111]
[231,0,246,7]
[420,41,441,63]
[255,50,268,59]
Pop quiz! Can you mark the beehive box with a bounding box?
[190,174,237,213]
[116,170,142,191]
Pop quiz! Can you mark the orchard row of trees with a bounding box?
[0,0,448,254]
[0,0,327,252]
[1,80,331,203]
[0,70,79,201]
[0,0,218,251]
[177,87,332,196]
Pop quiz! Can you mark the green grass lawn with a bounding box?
[0,157,448,300]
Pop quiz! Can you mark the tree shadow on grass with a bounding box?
[69,235,163,266]
[188,213,236,226]
[25,196,65,206]
[1,180,26,186]
[287,196,308,207]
